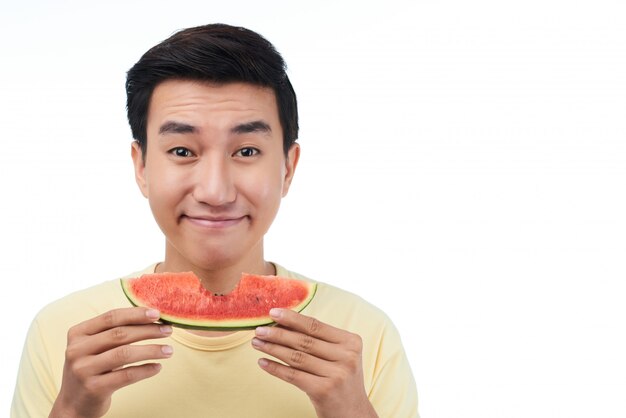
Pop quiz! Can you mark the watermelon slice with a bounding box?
[120,271,317,330]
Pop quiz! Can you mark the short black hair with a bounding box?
[126,23,298,156]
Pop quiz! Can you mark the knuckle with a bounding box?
[65,345,80,362]
[70,358,91,381]
[83,376,102,395]
[112,327,127,341]
[308,318,321,336]
[312,379,334,400]
[348,333,363,352]
[68,361,82,377]
[348,355,361,371]
[286,366,297,383]
[290,350,306,365]
[122,367,137,383]
[344,347,362,369]
[336,367,351,382]
[298,334,314,352]
[66,325,79,342]
[103,310,116,328]
[114,345,131,363]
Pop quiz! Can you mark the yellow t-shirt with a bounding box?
[12,264,419,418]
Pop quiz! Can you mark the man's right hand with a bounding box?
[49,307,173,418]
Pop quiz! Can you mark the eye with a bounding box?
[169,147,194,158]
[235,147,260,158]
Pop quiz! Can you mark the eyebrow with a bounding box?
[231,120,272,135]
[159,121,196,135]
[158,120,272,136]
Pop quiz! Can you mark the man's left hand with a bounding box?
[252,308,379,418]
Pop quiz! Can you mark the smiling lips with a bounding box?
[182,214,246,229]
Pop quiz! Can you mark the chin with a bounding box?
[188,247,245,271]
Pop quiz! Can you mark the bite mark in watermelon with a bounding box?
[120,271,317,330]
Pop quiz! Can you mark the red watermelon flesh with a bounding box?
[121,272,317,330]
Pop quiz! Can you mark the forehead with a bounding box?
[147,80,280,130]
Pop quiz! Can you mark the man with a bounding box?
[12,24,418,418]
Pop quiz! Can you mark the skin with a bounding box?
[50,80,377,418]
[133,80,297,292]
[50,308,173,418]
[253,308,379,418]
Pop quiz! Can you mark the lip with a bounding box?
[182,214,246,229]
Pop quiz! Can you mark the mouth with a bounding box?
[181,214,247,229]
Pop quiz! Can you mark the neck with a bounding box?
[156,242,275,338]
[156,242,275,295]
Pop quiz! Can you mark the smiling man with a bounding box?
[12,24,419,418]
[134,80,292,294]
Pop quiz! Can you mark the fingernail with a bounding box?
[269,308,282,319]
[251,338,265,347]
[161,345,173,355]
[255,327,269,336]
[160,325,172,334]
[258,358,269,368]
[146,309,160,320]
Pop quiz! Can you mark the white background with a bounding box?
[1,1,625,417]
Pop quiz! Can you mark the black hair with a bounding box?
[126,23,298,156]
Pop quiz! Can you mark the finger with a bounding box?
[85,363,163,395]
[269,309,346,343]
[77,323,173,355]
[254,326,340,361]
[257,357,324,393]
[251,338,334,377]
[89,344,173,375]
[72,308,161,337]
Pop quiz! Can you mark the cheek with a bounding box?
[243,167,284,216]
[145,167,187,220]
[250,179,281,206]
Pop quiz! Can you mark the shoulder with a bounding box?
[34,264,157,330]
[274,263,395,336]
[18,265,159,391]
[274,263,417,403]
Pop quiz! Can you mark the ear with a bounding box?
[131,141,149,198]
[282,143,300,197]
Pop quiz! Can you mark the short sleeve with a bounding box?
[368,321,420,418]
[11,317,58,418]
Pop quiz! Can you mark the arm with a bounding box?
[251,308,379,418]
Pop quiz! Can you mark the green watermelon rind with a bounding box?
[120,276,317,331]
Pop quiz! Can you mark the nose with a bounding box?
[191,156,237,207]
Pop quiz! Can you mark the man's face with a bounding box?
[132,80,299,271]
